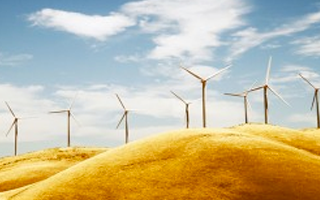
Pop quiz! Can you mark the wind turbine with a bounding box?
[171,91,191,128]
[49,93,78,147]
[224,82,256,124]
[5,102,20,156]
[181,64,232,128]
[248,56,289,124]
[299,73,320,128]
[115,94,130,144]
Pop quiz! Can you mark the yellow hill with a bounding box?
[232,123,320,155]
[2,125,320,200]
[0,147,107,192]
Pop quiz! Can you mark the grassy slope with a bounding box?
[0,147,107,192]
[2,125,320,200]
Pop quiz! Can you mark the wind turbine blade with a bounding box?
[299,73,316,89]
[265,56,272,85]
[248,85,265,92]
[311,92,316,110]
[5,102,15,117]
[224,93,243,97]
[20,116,38,120]
[70,112,81,126]
[171,91,187,104]
[69,92,78,110]
[116,113,126,129]
[268,86,290,106]
[6,120,15,137]
[206,64,232,81]
[249,80,258,90]
[49,110,67,114]
[115,94,126,110]
[181,66,203,81]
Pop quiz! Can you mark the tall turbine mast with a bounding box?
[171,91,191,128]
[181,64,231,128]
[248,57,289,124]
[299,73,320,128]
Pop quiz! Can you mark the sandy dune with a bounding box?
[1,124,320,200]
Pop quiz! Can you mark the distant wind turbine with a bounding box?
[49,93,79,147]
[299,73,320,128]
[224,82,256,124]
[248,56,289,124]
[115,94,130,144]
[4,102,36,156]
[181,64,232,128]
[171,91,191,128]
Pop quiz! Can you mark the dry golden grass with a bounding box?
[1,124,320,200]
[232,123,320,156]
[0,147,107,192]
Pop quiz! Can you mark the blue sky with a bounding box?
[0,0,320,157]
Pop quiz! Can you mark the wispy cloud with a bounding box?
[0,53,33,67]
[28,8,135,41]
[28,0,250,62]
[114,54,144,63]
[271,64,314,84]
[122,0,250,62]
[228,11,320,61]
[292,36,320,57]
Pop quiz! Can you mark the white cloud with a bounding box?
[114,54,143,63]
[228,11,320,61]
[270,64,314,84]
[260,43,281,50]
[0,53,33,67]
[280,65,312,73]
[122,0,250,61]
[293,36,320,57]
[28,8,135,41]
[28,0,250,62]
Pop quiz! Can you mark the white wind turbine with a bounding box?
[299,73,320,128]
[248,56,289,124]
[115,94,131,144]
[5,102,36,156]
[49,93,79,147]
[181,64,232,127]
[224,82,256,124]
[171,91,192,128]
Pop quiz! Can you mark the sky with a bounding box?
[0,0,320,157]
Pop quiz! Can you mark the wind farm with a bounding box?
[1,0,320,200]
